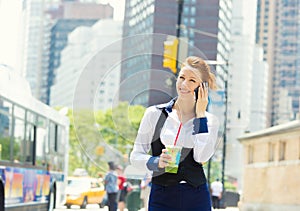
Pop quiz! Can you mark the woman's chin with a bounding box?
[178,93,193,100]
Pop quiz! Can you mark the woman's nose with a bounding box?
[181,79,187,86]
[181,81,190,89]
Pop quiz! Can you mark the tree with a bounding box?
[96,102,146,151]
[66,102,146,177]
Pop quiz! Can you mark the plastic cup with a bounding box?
[165,145,182,173]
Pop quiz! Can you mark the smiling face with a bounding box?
[179,56,217,91]
[176,66,203,100]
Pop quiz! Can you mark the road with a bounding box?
[54,204,239,211]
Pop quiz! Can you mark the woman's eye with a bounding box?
[190,79,196,83]
[179,76,185,80]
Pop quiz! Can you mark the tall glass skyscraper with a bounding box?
[22,0,113,104]
[120,0,232,106]
[256,0,300,126]
[47,19,98,104]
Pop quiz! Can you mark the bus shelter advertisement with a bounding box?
[1,167,51,205]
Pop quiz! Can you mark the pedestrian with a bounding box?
[210,178,223,209]
[104,161,119,211]
[116,165,127,211]
[130,56,220,211]
[140,173,151,211]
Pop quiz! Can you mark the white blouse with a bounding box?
[130,105,220,172]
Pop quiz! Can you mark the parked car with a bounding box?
[65,176,106,209]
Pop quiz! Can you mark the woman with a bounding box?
[130,56,219,211]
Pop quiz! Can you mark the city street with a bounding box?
[54,204,239,211]
[1,0,300,211]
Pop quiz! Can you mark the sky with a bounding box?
[0,0,23,71]
[0,0,125,71]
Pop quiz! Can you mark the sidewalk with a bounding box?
[213,207,239,211]
[137,207,239,211]
[95,206,239,211]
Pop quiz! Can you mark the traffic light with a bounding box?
[163,37,178,74]
[95,146,105,155]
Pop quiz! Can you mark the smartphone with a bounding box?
[194,86,200,101]
[194,82,208,101]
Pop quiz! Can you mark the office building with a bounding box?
[225,0,269,190]
[22,0,113,104]
[50,19,122,110]
[256,0,300,126]
[120,0,232,107]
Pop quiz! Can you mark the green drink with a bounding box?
[165,145,182,174]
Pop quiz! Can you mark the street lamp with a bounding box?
[179,24,229,187]
[179,24,218,38]
[176,0,184,39]
[165,4,230,189]
[161,0,185,97]
[221,70,228,189]
[205,61,229,192]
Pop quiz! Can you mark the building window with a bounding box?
[279,141,286,161]
[183,17,188,25]
[183,6,189,15]
[268,143,275,162]
[189,30,194,38]
[248,145,254,164]
[190,18,195,27]
[190,7,196,15]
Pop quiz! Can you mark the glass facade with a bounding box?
[121,0,232,106]
[47,19,97,105]
[256,0,300,125]
[276,0,300,123]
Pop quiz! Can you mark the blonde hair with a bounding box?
[181,56,217,90]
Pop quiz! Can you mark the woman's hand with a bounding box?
[158,149,172,168]
[195,83,208,118]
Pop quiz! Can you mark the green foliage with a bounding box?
[67,102,146,177]
[0,137,11,160]
[0,137,21,161]
[204,160,237,192]
[224,181,237,191]
[208,160,222,182]
[96,102,146,154]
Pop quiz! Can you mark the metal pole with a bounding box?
[221,79,228,187]
[176,0,184,39]
[207,159,212,190]
[172,0,184,97]
[220,62,229,208]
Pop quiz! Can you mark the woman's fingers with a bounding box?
[195,84,208,117]
[158,149,172,168]
[198,83,208,99]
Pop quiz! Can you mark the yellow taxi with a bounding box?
[65,176,106,209]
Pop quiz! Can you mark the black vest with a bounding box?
[151,107,207,188]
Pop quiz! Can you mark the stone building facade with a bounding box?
[238,120,300,211]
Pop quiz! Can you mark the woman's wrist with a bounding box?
[196,112,205,118]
